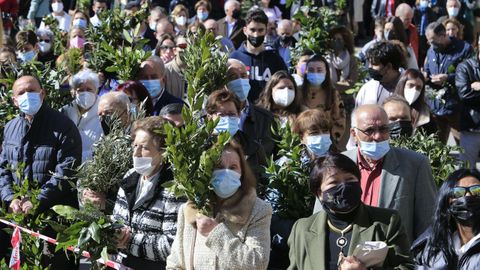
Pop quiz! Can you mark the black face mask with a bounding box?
[100,115,113,136]
[449,196,480,227]
[332,39,344,52]
[321,181,362,214]
[248,35,265,48]
[389,120,413,138]
[368,68,384,81]
[384,30,396,41]
[232,9,241,20]
[280,35,293,47]
[431,42,445,52]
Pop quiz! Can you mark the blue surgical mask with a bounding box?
[359,139,390,160]
[17,92,43,115]
[306,72,326,86]
[149,21,157,31]
[197,11,209,21]
[140,79,163,98]
[227,78,250,102]
[18,50,36,63]
[419,0,428,9]
[214,116,240,135]
[73,18,87,29]
[211,169,241,198]
[306,134,332,157]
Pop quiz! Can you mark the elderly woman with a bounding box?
[412,168,480,269]
[113,116,186,269]
[288,153,414,270]
[61,69,102,162]
[166,139,272,269]
[36,28,56,65]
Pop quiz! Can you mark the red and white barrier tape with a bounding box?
[0,218,132,270]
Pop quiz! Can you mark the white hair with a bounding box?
[224,0,240,12]
[99,91,130,110]
[351,107,358,128]
[71,69,100,90]
[447,0,461,7]
[227,58,246,68]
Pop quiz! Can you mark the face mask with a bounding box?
[448,7,459,17]
[39,41,52,53]
[175,16,187,26]
[280,36,293,47]
[306,72,326,86]
[321,181,362,213]
[17,92,43,115]
[449,196,480,227]
[359,139,390,160]
[431,42,445,52]
[149,21,157,31]
[73,18,87,29]
[419,0,428,8]
[18,50,36,63]
[75,91,97,109]
[272,87,295,107]
[211,169,242,198]
[247,35,265,48]
[227,78,251,102]
[70,37,85,49]
[232,9,241,19]
[99,114,114,135]
[368,68,384,81]
[384,30,396,41]
[299,63,306,75]
[388,121,413,138]
[133,156,155,176]
[404,87,421,105]
[140,79,163,98]
[333,39,344,52]
[306,134,332,157]
[51,2,64,13]
[197,11,209,21]
[214,116,240,135]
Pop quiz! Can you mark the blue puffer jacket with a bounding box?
[0,104,82,213]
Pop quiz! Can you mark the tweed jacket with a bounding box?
[288,204,414,270]
[217,17,246,49]
[112,167,186,266]
[166,188,272,270]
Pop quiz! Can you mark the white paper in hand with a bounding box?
[352,241,388,267]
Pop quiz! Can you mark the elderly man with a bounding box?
[97,91,132,134]
[383,95,414,138]
[217,0,245,49]
[315,104,437,243]
[165,36,187,99]
[437,0,474,43]
[272,19,295,68]
[0,75,82,268]
[155,18,175,41]
[395,3,419,62]
[136,56,183,115]
[203,19,235,53]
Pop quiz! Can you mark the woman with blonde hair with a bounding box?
[171,4,189,35]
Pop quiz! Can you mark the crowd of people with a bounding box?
[1,0,480,269]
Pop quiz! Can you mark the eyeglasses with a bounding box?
[39,39,51,43]
[159,45,175,50]
[176,43,187,49]
[354,126,390,136]
[451,185,480,199]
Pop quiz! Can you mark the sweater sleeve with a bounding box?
[205,200,272,270]
[27,0,40,19]
[382,212,415,270]
[166,204,186,270]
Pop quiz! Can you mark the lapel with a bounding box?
[305,211,327,270]
[348,205,376,256]
[378,148,401,208]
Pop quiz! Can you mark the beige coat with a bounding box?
[166,189,272,270]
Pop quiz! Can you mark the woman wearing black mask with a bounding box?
[411,169,480,269]
[288,153,414,270]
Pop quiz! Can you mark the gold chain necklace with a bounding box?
[327,219,353,266]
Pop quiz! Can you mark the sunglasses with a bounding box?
[354,126,390,136]
[39,39,51,43]
[159,45,175,50]
[176,43,187,49]
[451,185,480,199]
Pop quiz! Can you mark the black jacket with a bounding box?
[240,104,274,158]
[0,103,82,213]
[455,57,480,131]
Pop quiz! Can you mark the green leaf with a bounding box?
[51,205,78,220]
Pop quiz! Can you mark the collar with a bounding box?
[453,231,480,256]
[357,148,383,171]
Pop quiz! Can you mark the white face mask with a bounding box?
[75,91,97,109]
[51,2,64,13]
[272,87,295,107]
[404,87,421,105]
[448,7,459,17]
[39,41,52,53]
[175,16,187,26]
[133,156,155,176]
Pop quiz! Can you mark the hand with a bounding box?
[20,198,33,214]
[82,189,106,210]
[8,199,22,214]
[196,215,218,237]
[431,74,448,85]
[471,82,480,91]
[160,54,175,64]
[116,226,131,249]
[339,256,367,270]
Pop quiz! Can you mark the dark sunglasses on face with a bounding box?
[354,125,390,136]
[160,45,175,50]
[39,39,51,43]
[451,185,480,199]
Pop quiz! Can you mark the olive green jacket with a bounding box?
[288,204,414,270]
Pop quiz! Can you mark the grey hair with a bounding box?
[351,107,358,128]
[99,91,130,111]
[159,103,183,116]
[36,28,54,39]
[447,0,461,8]
[425,21,446,36]
[224,0,240,12]
[227,58,246,68]
[70,69,100,90]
